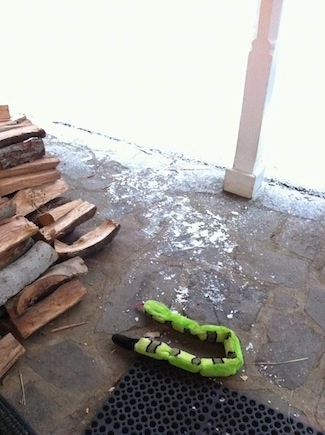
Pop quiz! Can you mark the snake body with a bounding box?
[112,300,244,377]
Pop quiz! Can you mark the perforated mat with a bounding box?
[0,394,37,435]
[85,357,324,435]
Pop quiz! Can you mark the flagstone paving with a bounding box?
[1,124,324,434]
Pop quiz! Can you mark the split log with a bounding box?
[0,238,34,270]
[0,105,10,122]
[0,115,26,127]
[27,197,71,225]
[0,333,25,378]
[0,197,16,221]
[54,219,121,259]
[6,257,88,317]
[37,200,97,242]
[37,198,83,226]
[0,169,61,196]
[0,215,38,259]
[0,123,46,148]
[9,278,87,339]
[0,155,60,179]
[0,241,59,306]
[12,179,69,216]
[0,138,45,170]
[0,118,32,133]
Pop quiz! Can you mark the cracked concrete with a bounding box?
[0,122,324,434]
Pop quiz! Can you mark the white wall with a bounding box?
[0,0,257,166]
[262,0,325,190]
[1,1,325,191]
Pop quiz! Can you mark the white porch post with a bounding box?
[223,0,283,199]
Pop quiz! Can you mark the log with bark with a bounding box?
[0,169,61,197]
[54,219,121,259]
[0,197,16,221]
[37,200,97,242]
[0,215,38,258]
[0,155,60,179]
[8,278,87,339]
[11,179,69,216]
[6,257,88,317]
[0,241,59,306]
[0,333,25,379]
[0,138,45,170]
[0,124,46,148]
[0,238,34,271]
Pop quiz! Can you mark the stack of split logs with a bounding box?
[0,104,120,380]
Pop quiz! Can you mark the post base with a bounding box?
[223,167,265,199]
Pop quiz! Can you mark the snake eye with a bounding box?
[227,351,237,359]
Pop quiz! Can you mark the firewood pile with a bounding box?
[0,104,120,379]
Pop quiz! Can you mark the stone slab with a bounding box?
[305,288,325,331]
[257,313,325,389]
[236,242,309,288]
[5,382,61,435]
[236,207,285,242]
[26,340,105,392]
[185,271,267,331]
[275,216,325,260]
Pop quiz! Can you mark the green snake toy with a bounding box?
[112,300,244,377]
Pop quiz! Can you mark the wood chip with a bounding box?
[19,372,26,406]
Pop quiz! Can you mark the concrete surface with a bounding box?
[1,123,325,434]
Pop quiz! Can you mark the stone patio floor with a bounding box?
[1,122,324,434]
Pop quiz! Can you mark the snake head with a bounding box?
[143,300,172,323]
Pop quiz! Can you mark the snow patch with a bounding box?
[174,286,189,305]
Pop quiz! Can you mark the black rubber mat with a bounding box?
[0,394,37,435]
[85,357,324,435]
